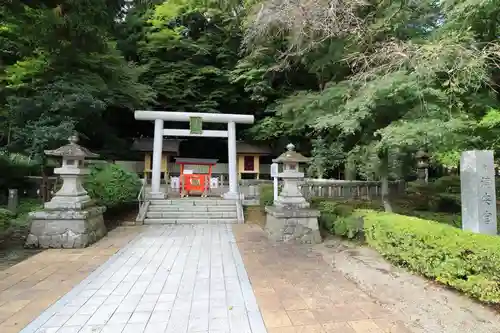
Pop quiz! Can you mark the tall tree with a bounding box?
[239,0,500,210]
[1,0,154,160]
[132,0,249,114]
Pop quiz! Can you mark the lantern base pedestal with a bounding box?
[264,206,321,244]
[274,196,310,209]
[25,197,107,249]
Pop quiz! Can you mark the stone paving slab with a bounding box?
[20,225,266,333]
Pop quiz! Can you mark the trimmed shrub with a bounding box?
[359,209,500,304]
[85,162,141,209]
[313,200,366,239]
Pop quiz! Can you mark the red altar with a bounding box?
[175,158,218,196]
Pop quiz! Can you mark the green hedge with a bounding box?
[312,199,380,239]
[85,163,141,209]
[360,210,500,304]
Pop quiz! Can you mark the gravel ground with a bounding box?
[315,239,500,333]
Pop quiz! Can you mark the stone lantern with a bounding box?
[25,135,107,249]
[415,149,429,182]
[273,143,310,208]
[264,143,321,244]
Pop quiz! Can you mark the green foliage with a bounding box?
[406,211,462,229]
[477,108,500,152]
[238,0,500,180]
[361,210,500,304]
[85,163,141,209]
[433,150,461,169]
[259,183,274,208]
[315,201,353,236]
[135,0,248,114]
[479,108,500,129]
[1,1,154,161]
[405,176,461,212]
[0,197,42,231]
[9,198,43,228]
[16,198,43,215]
[0,208,15,231]
[308,136,345,178]
[2,0,500,196]
[312,199,377,239]
[0,152,39,198]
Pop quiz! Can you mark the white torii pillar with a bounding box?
[134,111,255,199]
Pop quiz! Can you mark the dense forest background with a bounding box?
[1,0,499,181]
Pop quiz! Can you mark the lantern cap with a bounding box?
[415,149,429,159]
[272,143,310,163]
[44,134,99,158]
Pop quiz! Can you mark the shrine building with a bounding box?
[131,138,273,183]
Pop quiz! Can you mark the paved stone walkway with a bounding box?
[21,225,266,333]
[233,224,410,333]
[5,221,498,333]
[0,227,141,333]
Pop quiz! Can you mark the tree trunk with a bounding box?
[317,165,323,179]
[379,149,392,212]
[40,160,49,202]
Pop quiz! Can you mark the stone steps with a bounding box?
[146,211,237,219]
[149,199,235,206]
[143,198,239,224]
[144,218,238,224]
[148,205,234,212]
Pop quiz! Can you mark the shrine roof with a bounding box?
[175,157,218,165]
[236,142,272,155]
[131,138,271,155]
[131,138,181,154]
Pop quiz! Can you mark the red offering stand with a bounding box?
[175,158,218,197]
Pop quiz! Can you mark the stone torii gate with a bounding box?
[134,111,255,199]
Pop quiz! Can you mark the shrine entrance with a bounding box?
[134,111,255,199]
[175,157,218,197]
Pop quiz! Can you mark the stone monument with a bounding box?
[264,144,321,244]
[460,150,498,235]
[25,135,107,248]
[7,189,18,214]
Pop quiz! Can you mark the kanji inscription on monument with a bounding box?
[460,150,497,235]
